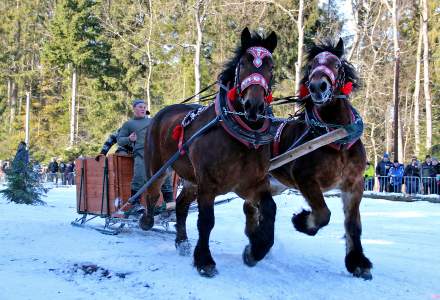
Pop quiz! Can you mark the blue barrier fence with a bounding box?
[364,176,439,195]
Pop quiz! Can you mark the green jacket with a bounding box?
[364,164,375,178]
[117,116,151,158]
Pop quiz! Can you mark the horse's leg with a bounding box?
[175,181,197,256]
[293,179,331,236]
[241,181,277,267]
[139,176,165,231]
[341,181,373,280]
[193,187,217,277]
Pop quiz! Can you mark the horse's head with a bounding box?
[300,38,359,106]
[220,27,277,121]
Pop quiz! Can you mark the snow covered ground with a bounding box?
[0,187,439,300]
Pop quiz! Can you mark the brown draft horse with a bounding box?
[270,38,373,279]
[141,28,278,277]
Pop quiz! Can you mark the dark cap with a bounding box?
[132,99,145,107]
[132,99,150,115]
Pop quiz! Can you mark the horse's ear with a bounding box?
[335,38,344,57]
[241,27,251,48]
[264,31,277,53]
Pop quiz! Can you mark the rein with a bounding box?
[179,82,218,104]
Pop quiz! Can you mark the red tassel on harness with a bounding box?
[299,84,309,99]
[171,125,183,141]
[340,82,353,95]
[227,87,238,102]
[265,92,273,104]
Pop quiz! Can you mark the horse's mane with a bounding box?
[300,39,360,90]
[218,32,267,85]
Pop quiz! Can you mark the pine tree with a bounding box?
[0,145,47,205]
[42,0,112,147]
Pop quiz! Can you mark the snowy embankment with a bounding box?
[0,187,439,300]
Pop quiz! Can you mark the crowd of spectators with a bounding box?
[0,150,75,186]
[364,153,440,195]
[46,158,75,185]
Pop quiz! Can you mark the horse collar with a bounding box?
[305,105,363,150]
[215,87,275,149]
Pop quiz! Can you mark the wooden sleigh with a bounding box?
[71,154,180,235]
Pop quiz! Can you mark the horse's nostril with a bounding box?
[309,84,316,93]
[320,81,327,92]
[258,103,265,113]
[244,101,251,110]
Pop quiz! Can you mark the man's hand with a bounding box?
[129,132,137,142]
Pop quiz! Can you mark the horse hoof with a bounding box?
[175,240,192,256]
[197,265,218,278]
[292,211,318,236]
[242,245,257,267]
[353,267,373,280]
[139,213,154,231]
[345,250,373,280]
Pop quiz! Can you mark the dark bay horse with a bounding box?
[141,28,278,277]
[270,38,373,279]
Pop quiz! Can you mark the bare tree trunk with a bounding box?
[145,0,153,112]
[9,81,17,133]
[193,0,211,103]
[70,67,78,147]
[370,123,378,170]
[25,91,30,146]
[386,105,391,153]
[391,0,400,161]
[347,0,362,61]
[18,95,22,115]
[421,0,432,151]
[397,107,405,162]
[294,0,304,93]
[7,79,12,107]
[194,0,203,103]
[370,123,379,192]
[413,14,422,156]
[76,95,79,141]
[404,86,414,160]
